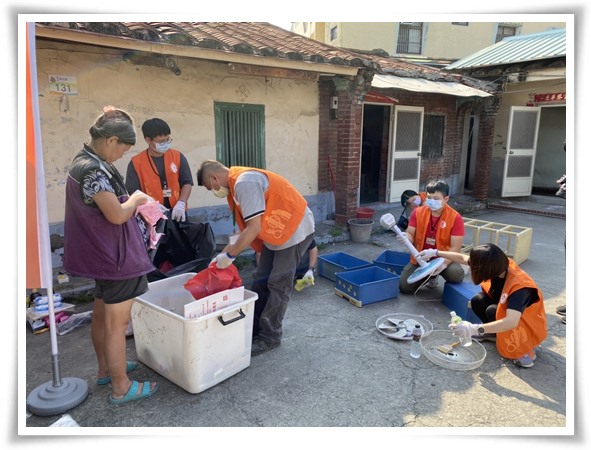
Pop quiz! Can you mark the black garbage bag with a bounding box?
[147,211,216,282]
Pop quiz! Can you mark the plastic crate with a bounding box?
[335,266,400,307]
[442,281,481,321]
[372,250,411,275]
[317,252,372,282]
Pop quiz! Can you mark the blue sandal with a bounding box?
[97,360,139,385]
[109,380,158,405]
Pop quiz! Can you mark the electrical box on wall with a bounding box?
[330,96,338,109]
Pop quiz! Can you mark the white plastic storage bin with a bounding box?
[131,273,258,394]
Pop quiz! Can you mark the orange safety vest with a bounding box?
[227,167,308,253]
[481,259,547,359]
[130,149,182,207]
[410,204,459,264]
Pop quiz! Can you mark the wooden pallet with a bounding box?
[334,289,363,308]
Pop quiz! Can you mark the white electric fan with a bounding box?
[379,213,445,284]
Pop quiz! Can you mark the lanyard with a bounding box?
[146,150,168,188]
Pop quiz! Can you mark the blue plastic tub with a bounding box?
[442,281,482,320]
[372,250,411,275]
[335,266,400,307]
[317,252,372,282]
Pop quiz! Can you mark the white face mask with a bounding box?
[412,196,422,207]
[212,186,230,198]
[426,198,443,211]
[211,177,230,198]
[153,141,171,153]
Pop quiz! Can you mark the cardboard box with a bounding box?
[184,286,245,319]
[335,266,400,307]
[318,252,372,282]
[442,281,481,320]
[372,250,410,275]
[131,273,258,394]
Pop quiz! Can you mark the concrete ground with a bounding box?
[20,195,578,446]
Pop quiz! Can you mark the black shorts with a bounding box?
[94,275,148,304]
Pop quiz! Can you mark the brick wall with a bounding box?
[318,78,497,223]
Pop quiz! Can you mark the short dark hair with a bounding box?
[468,243,509,285]
[400,190,418,208]
[141,118,171,139]
[197,160,226,186]
[425,179,449,197]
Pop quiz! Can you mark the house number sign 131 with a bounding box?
[48,75,78,95]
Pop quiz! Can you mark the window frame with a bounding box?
[396,22,424,55]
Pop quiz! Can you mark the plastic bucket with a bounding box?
[356,207,375,219]
[348,218,374,243]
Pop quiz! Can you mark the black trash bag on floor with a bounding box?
[147,211,216,282]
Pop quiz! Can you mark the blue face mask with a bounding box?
[425,198,443,211]
[154,141,171,153]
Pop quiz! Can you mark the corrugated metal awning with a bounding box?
[445,28,566,70]
[372,74,492,97]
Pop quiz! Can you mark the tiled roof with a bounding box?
[35,21,494,92]
[36,22,380,70]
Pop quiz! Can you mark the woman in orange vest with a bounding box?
[397,190,427,230]
[418,243,547,368]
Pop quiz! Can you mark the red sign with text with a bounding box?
[534,92,566,103]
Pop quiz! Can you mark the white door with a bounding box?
[387,105,424,203]
[501,106,541,197]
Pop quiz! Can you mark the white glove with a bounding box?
[210,252,236,269]
[418,248,438,260]
[171,200,186,222]
[449,321,479,339]
[431,262,447,276]
[303,269,315,285]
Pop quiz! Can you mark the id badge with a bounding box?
[162,188,172,198]
[425,237,436,246]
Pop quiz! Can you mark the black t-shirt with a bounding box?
[125,150,194,208]
[489,276,539,313]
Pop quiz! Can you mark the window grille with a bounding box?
[396,22,423,54]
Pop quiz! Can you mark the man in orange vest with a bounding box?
[419,244,547,368]
[398,179,465,293]
[197,160,315,356]
[125,118,193,221]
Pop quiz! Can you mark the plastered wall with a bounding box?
[35,41,320,227]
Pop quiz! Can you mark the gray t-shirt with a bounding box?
[234,171,315,250]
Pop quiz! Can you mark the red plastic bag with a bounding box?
[183,263,243,300]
